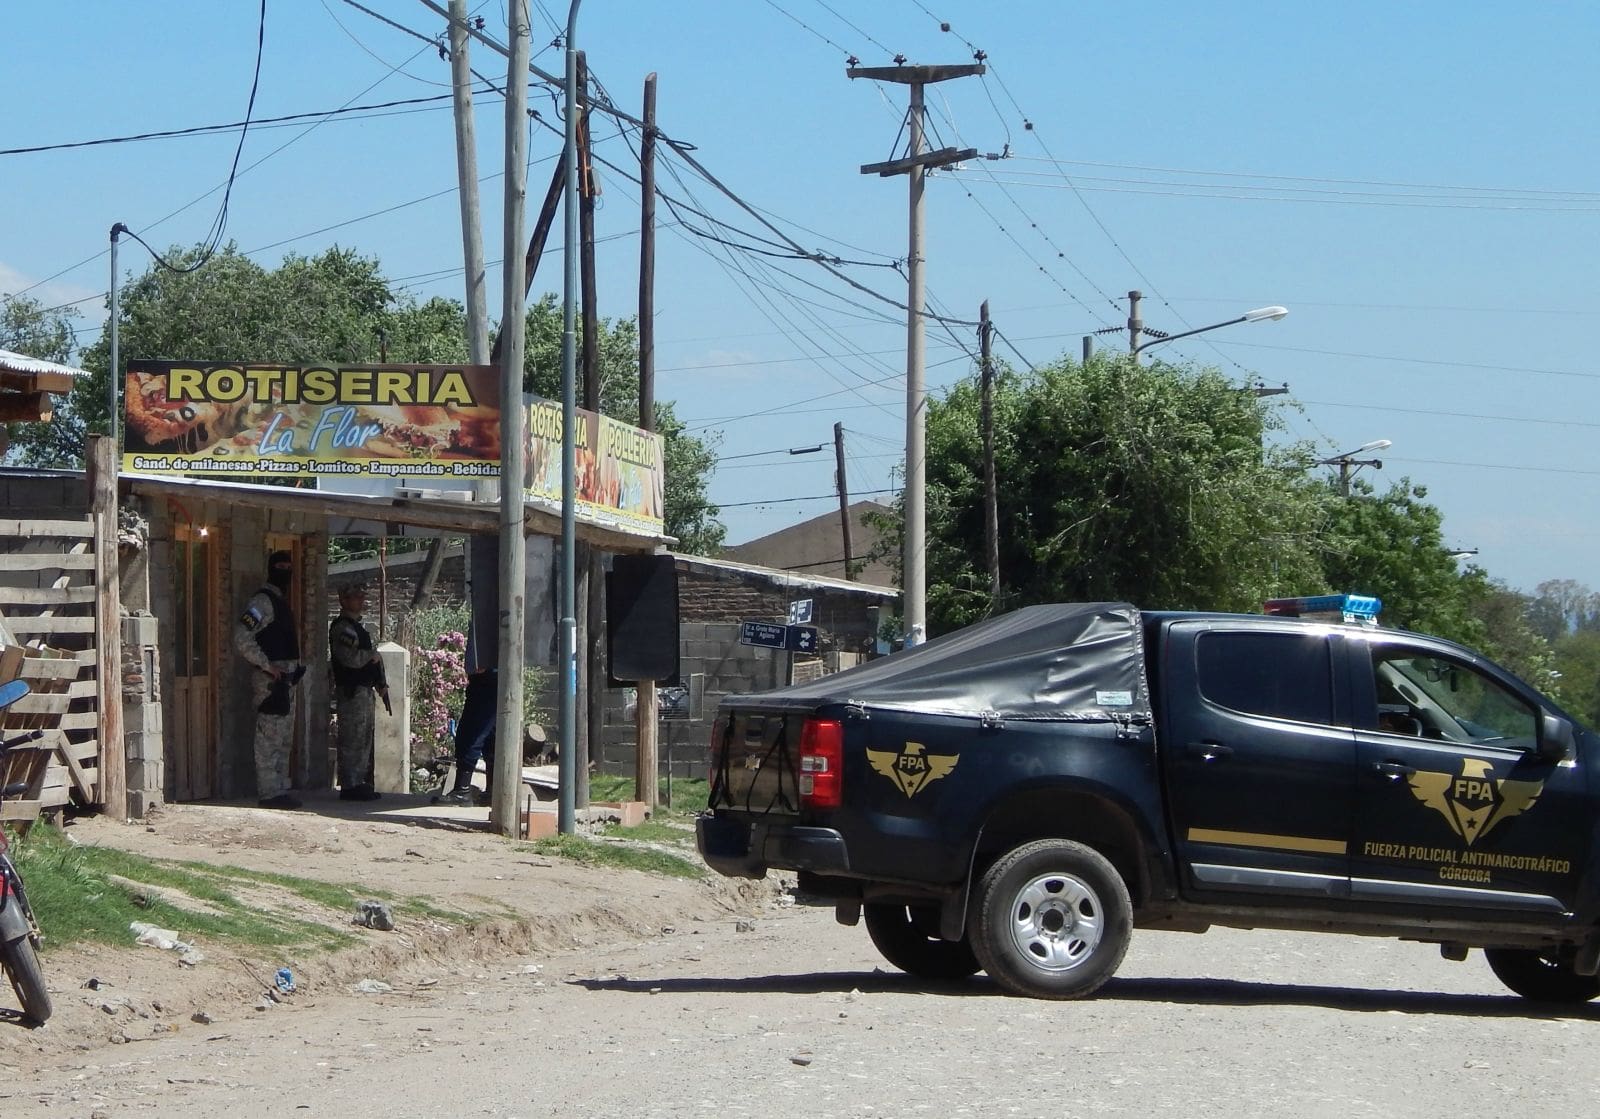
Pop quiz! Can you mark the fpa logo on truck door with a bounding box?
[868,742,959,799]
[1407,759,1545,845]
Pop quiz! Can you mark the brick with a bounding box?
[521,810,559,839]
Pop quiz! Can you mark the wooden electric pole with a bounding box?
[635,71,660,809]
[492,0,531,838]
[980,301,999,605]
[834,421,855,581]
[848,61,984,647]
[1127,289,1143,363]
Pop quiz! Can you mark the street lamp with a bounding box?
[1127,289,1288,363]
[1319,439,1391,496]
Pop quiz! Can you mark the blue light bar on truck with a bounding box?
[1262,593,1382,625]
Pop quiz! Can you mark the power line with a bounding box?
[956,173,1600,213]
[1216,340,1600,382]
[1300,397,1600,431]
[1388,456,1600,479]
[718,486,898,510]
[0,91,499,158]
[1004,155,1600,200]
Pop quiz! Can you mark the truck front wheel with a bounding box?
[863,903,981,980]
[1485,948,1600,1004]
[968,839,1132,1000]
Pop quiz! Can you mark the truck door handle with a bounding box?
[1371,761,1415,780]
[1187,741,1233,762]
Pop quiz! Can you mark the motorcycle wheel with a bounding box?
[2,932,51,1025]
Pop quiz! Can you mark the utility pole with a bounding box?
[492,0,531,838]
[834,421,855,581]
[638,73,657,436]
[635,71,660,808]
[1127,289,1143,363]
[449,0,490,366]
[1082,335,1093,364]
[979,301,999,605]
[445,2,491,616]
[577,50,600,812]
[848,61,984,647]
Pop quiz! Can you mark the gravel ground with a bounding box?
[8,887,1600,1119]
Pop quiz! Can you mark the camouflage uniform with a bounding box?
[329,611,379,790]
[234,583,300,802]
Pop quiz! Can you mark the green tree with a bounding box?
[918,353,1328,633]
[1,294,75,363]
[7,249,723,551]
[1315,476,1488,644]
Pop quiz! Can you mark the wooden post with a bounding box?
[980,301,1000,605]
[634,73,661,809]
[834,421,854,580]
[88,435,126,819]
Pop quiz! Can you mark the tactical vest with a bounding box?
[330,616,376,688]
[255,586,300,662]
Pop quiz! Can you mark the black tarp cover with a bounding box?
[731,602,1151,722]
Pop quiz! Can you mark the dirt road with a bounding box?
[10,877,1600,1118]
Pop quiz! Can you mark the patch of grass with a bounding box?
[604,820,695,847]
[588,774,710,817]
[2,829,498,956]
[524,833,703,878]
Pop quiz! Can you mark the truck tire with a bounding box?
[967,838,1132,1000]
[1,932,51,1025]
[863,903,981,981]
[1485,948,1600,1004]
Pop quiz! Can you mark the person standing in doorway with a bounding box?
[329,582,386,802]
[234,549,305,809]
[439,534,498,806]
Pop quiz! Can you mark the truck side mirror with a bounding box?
[1538,713,1576,763]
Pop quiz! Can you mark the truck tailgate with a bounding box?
[713,709,808,816]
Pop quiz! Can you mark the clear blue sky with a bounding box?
[4,1,1597,596]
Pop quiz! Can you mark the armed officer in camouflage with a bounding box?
[329,582,387,802]
[234,550,305,810]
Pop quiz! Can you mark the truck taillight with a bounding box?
[798,718,844,810]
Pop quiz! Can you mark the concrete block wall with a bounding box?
[121,612,163,817]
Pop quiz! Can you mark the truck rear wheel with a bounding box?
[1485,948,1600,1004]
[967,839,1132,1000]
[863,903,981,981]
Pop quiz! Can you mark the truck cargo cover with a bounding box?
[731,602,1151,722]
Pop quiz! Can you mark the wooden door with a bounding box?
[172,525,217,800]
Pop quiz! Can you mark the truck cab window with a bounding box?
[1369,649,1536,747]
[1196,631,1333,725]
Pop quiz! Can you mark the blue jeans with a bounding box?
[453,670,497,789]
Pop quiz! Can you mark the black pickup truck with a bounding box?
[697,601,1599,1002]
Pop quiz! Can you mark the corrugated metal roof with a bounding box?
[0,349,90,380]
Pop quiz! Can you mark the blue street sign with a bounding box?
[739,621,788,649]
[787,598,814,625]
[785,624,819,653]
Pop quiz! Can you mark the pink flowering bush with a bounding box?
[410,627,467,767]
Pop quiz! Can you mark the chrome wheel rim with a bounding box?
[1006,871,1103,972]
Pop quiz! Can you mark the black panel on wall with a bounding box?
[607,554,679,684]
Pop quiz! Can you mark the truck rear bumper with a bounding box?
[696,814,850,879]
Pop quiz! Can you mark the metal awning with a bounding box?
[0,349,90,394]
[123,473,670,553]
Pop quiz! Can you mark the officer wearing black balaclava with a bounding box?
[234,549,305,809]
